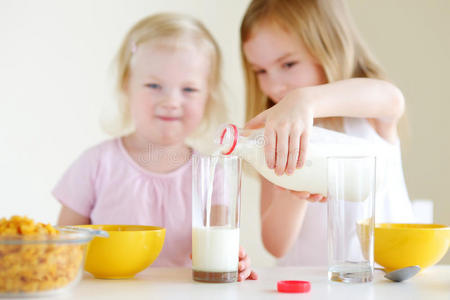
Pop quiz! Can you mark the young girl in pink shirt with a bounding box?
[54,13,257,281]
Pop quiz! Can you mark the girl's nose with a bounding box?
[265,74,287,102]
[160,90,182,109]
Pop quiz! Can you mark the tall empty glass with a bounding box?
[327,156,376,283]
[192,153,241,283]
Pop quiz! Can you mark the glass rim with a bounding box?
[326,155,376,160]
[192,152,241,160]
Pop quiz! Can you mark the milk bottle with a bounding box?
[216,124,391,202]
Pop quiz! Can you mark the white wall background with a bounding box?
[0,0,251,222]
[1,0,449,266]
[347,0,450,264]
[0,0,275,266]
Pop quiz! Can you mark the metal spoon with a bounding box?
[376,265,421,282]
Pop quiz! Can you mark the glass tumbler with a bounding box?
[327,156,376,283]
[192,153,241,283]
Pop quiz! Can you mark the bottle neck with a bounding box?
[218,124,238,155]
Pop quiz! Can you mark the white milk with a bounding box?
[220,126,391,202]
[192,227,240,272]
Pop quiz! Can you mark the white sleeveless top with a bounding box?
[277,117,414,266]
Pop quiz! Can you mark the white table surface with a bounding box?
[27,266,450,300]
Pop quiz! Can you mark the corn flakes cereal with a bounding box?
[0,216,85,294]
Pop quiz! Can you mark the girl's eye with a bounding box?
[183,87,198,93]
[145,83,161,90]
[254,69,266,75]
[283,61,298,69]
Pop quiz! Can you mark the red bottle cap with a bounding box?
[219,124,238,155]
[277,280,311,293]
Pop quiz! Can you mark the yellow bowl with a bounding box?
[375,223,450,271]
[77,225,165,279]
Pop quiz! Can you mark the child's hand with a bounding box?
[245,89,313,176]
[238,246,258,281]
[274,185,327,203]
[291,191,327,203]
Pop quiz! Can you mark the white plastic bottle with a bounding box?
[216,124,391,202]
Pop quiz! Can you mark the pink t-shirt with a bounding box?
[53,138,193,267]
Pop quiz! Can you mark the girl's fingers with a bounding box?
[308,194,325,203]
[239,253,251,270]
[274,127,289,175]
[289,191,325,203]
[264,127,276,169]
[297,130,310,169]
[238,267,251,281]
[320,196,328,203]
[248,270,258,280]
[244,254,251,267]
[238,256,252,281]
[290,191,310,199]
[237,246,257,281]
[239,262,244,271]
[238,254,250,281]
[239,246,246,259]
[286,127,301,175]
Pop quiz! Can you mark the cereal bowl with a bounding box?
[375,223,450,271]
[76,225,165,279]
[0,217,98,297]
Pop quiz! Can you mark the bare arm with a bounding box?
[57,205,90,226]
[307,78,405,143]
[246,78,405,175]
[260,177,309,258]
[310,78,404,120]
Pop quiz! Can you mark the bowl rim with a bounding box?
[375,223,450,230]
[75,224,166,232]
[0,227,93,245]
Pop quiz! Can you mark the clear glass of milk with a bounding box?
[192,153,241,283]
[327,156,376,283]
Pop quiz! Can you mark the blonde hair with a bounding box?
[102,13,227,140]
[240,0,387,130]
